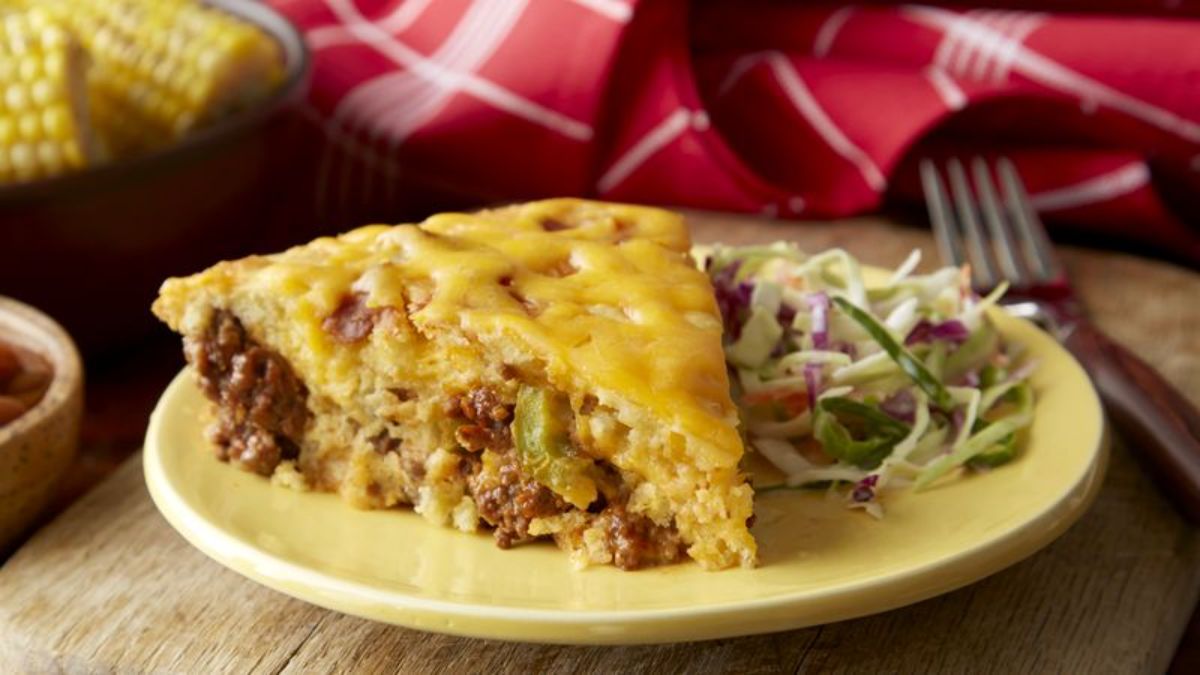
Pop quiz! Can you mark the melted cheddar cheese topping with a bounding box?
[154,199,755,569]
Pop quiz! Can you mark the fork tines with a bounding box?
[920,157,1063,290]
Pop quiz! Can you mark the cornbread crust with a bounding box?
[152,199,756,570]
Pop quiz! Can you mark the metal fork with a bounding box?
[921,157,1200,523]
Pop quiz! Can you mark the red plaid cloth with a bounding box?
[270,0,1200,263]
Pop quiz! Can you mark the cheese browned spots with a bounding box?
[152,199,756,570]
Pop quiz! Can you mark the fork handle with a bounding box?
[1065,321,1200,523]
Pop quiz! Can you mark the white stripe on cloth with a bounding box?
[939,9,1041,85]
[954,9,999,80]
[1028,162,1151,212]
[569,0,633,23]
[813,7,855,58]
[905,5,1200,143]
[321,0,593,141]
[378,0,439,32]
[967,10,1017,82]
[925,66,966,110]
[596,108,705,193]
[933,10,964,75]
[718,52,770,96]
[308,0,436,49]
[334,1,528,141]
[989,13,1045,84]
[321,1,529,223]
[766,52,887,191]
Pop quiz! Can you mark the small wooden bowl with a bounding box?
[0,296,83,552]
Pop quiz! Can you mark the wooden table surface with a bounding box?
[2,212,1199,673]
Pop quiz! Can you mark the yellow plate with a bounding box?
[144,309,1106,645]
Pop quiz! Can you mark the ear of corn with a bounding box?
[0,7,103,184]
[42,0,285,158]
[0,0,284,185]
[43,0,284,158]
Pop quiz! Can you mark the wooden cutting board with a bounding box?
[2,212,1199,673]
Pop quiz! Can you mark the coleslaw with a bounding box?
[697,243,1036,517]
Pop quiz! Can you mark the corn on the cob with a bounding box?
[41,0,284,158]
[0,8,102,185]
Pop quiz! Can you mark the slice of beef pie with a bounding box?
[152,199,756,570]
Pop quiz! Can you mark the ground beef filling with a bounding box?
[455,386,687,569]
[185,311,309,476]
[453,387,513,453]
[182,322,684,569]
[471,457,570,549]
[456,389,569,549]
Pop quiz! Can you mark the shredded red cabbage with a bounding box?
[905,319,970,346]
[712,261,752,339]
[880,390,917,424]
[949,407,966,441]
[770,335,791,358]
[777,301,797,325]
[852,474,878,502]
[803,362,821,411]
[807,292,830,349]
[772,302,797,357]
[833,341,858,359]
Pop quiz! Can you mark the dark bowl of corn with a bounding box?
[0,0,312,354]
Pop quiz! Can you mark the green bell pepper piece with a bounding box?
[832,297,954,410]
[814,397,911,470]
[513,386,597,509]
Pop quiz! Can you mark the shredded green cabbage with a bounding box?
[701,244,1037,517]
